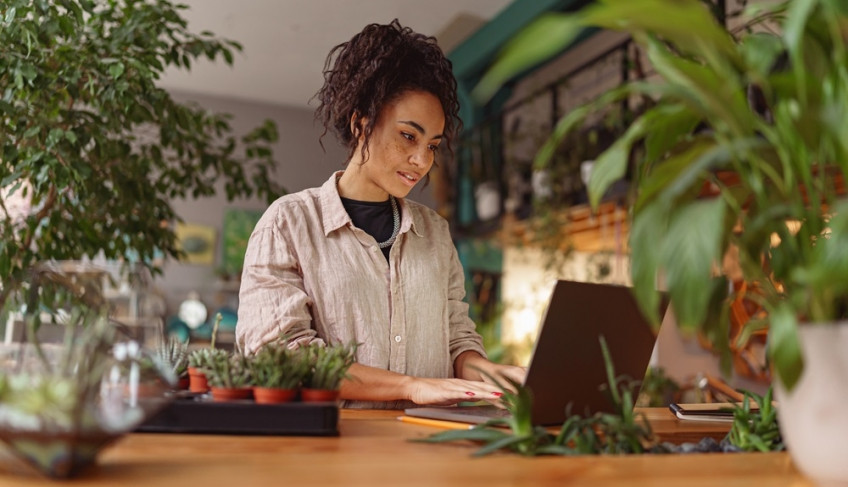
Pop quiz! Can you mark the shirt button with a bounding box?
[394,335,402,343]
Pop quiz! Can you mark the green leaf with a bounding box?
[473,434,531,457]
[4,7,16,23]
[473,13,585,103]
[108,62,125,79]
[414,427,507,444]
[739,33,784,78]
[643,37,751,136]
[581,0,740,67]
[767,304,804,391]
[642,104,700,164]
[629,203,668,325]
[587,115,645,208]
[659,198,726,329]
[24,126,40,139]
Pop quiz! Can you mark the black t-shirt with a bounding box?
[340,197,395,261]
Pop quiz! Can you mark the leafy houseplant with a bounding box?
[0,0,284,312]
[249,343,310,404]
[476,0,848,483]
[301,342,357,402]
[418,337,781,456]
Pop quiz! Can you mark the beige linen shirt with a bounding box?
[236,172,487,408]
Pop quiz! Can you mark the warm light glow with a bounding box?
[500,245,631,366]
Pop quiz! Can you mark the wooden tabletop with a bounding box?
[0,408,811,486]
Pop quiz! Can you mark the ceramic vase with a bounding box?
[774,323,848,486]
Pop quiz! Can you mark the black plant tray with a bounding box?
[136,394,339,436]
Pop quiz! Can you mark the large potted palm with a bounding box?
[475,0,848,484]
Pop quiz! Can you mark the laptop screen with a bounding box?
[523,280,668,424]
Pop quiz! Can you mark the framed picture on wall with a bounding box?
[175,223,217,265]
[222,208,264,278]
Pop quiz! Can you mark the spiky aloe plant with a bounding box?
[416,336,654,456]
[155,336,189,379]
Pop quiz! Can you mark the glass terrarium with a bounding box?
[0,337,174,478]
[0,264,174,478]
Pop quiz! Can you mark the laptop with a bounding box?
[405,280,670,426]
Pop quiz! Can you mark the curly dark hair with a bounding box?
[313,19,462,166]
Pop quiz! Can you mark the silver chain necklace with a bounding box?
[378,196,400,249]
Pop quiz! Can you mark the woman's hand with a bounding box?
[454,351,528,391]
[478,363,527,388]
[405,377,506,406]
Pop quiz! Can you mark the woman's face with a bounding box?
[342,90,445,201]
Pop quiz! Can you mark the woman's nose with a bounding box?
[410,146,431,167]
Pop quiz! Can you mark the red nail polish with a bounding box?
[492,392,503,397]
[465,391,476,397]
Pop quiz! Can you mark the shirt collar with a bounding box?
[320,171,350,236]
[319,170,423,238]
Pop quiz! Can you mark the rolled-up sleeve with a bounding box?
[446,244,487,366]
[236,212,324,354]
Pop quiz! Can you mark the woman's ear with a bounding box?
[350,112,361,139]
[350,112,368,141]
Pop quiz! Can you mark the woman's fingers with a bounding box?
[409,378,505,406]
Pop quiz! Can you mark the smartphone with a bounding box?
[668,402,751,422]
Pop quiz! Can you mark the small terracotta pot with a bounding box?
[253,387,298,404]
[300,388,340,403]
[210,386,253,402]
[188,366,209,393]
[177,376,190,390]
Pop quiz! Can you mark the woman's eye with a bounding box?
[401,132,414,141]
[428,144,438,152]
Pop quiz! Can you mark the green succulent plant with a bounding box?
[188,347,219,370]
[302,341,358,391]
[249,343,310,390]
[201,351,251,389]
[154,336,189,379]
[726,387,783,452]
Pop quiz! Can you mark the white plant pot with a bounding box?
[774,323,848,486]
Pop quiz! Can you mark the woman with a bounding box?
[237,19,524,408]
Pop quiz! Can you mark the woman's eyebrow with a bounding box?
[399,120,443,139]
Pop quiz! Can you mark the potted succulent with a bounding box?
[300,342,357,403]
[476,0,848,483]
[154,336,189,390]
[248,343,311,404]
[186,313,224,393]
[187,348,214,394]
[202,350,253,402]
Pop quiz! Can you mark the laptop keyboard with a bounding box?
[447,406,511,418]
